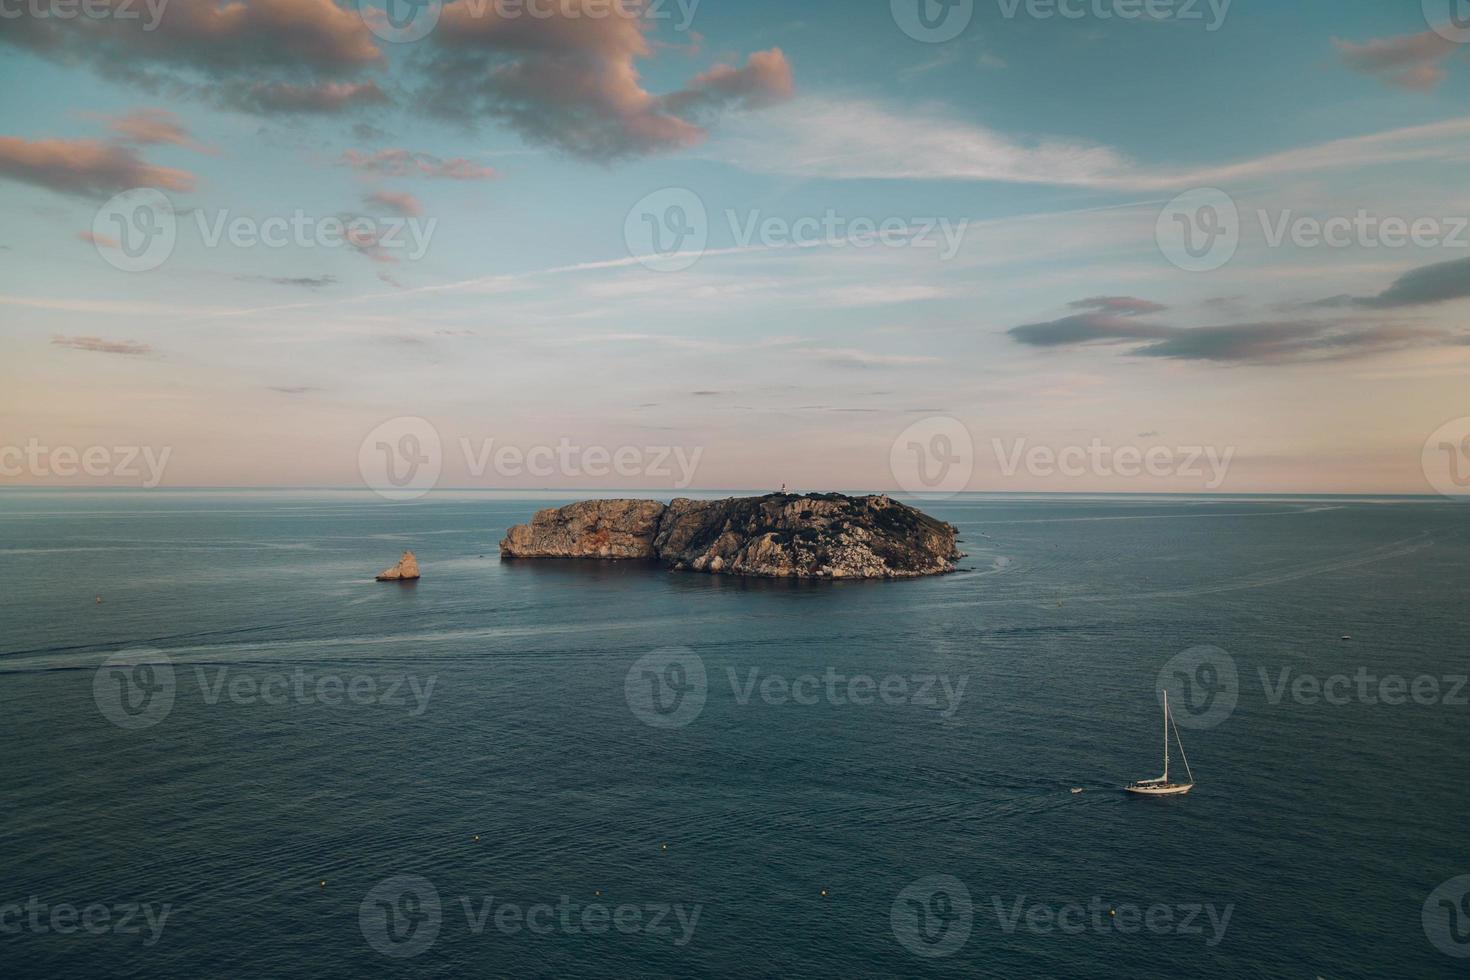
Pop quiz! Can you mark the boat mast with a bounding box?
[1162,690,1170,783]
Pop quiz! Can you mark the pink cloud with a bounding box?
[79,231,121,248]
[339,148,499,180]
[365,189,423,217]
[106,108,217,155]
[0,136,195,196]
[1334,31,1460,91]
[421,2,794,159]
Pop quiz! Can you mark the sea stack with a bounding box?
[500,493,962,579]
[376,550,421,582]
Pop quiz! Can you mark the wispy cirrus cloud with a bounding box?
[719,100,1470,191]
[52,335,153,356]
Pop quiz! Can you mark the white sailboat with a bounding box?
[1125,690,1195,797]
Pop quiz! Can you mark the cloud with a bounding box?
[1008,304,1462,364]
[720,101,1470,190]
[105,108,216,154]
[1327,256,1470,310]
[0,136,195,196]
[1010,312,1176,348]
[267,385,321,395]
[365,189,423,217]
[237,274,338,289]
[224,80,389,114]
[52,335,153,355]
[1069,296,1169,316]
[1334,31,1459,91]
[4,0,384,115]
[339,148,498,180]
[419,1,794,159]
[798,347,940,368]
[78,231,120,248]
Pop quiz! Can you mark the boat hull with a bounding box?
[1125,782,1194,797]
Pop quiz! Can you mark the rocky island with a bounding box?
[499,494,961,579]
[376,550,421,582]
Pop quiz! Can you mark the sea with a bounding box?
[0,490,1466,978]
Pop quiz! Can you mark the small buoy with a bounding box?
[660,844,668,851]
[473,835,480,842]
[1341,635,1352,641]
[320,881,326,888]
[1109,908,1116,917]
[595,891,601,897]
[820,889,828,898]
[95,596,103,604]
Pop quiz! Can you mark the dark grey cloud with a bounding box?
[1010,301,1463,364]
[1008,312,1175,348]
[1335,256,1470,310]
[238,274,338,289]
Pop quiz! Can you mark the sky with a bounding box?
[2,0,1469,494]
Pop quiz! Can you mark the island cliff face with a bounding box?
[376,550,421,582]
[500,494,961,579]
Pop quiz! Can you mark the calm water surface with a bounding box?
[1,491,1466,978]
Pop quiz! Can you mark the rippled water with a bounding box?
[1,490,1466,977]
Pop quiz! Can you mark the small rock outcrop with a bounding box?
[500,494,961,579]
[376,550,421,582]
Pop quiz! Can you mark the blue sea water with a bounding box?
[0,490,1466,978]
